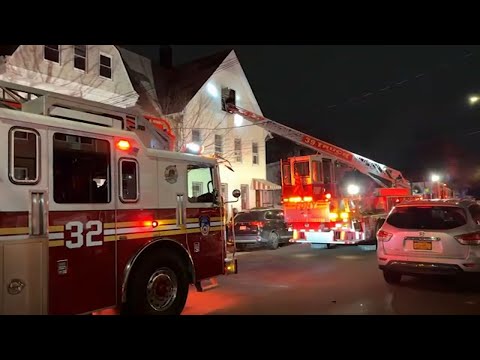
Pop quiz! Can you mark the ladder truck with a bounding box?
[224,100,421,248]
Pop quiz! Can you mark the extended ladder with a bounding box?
[226,103,410,189]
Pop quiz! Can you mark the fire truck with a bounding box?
[224,100,424,248]
[0,81,238,315]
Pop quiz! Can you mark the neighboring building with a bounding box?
[0,45,279,215]
[0,45,174,143]
[153,47,280,214]
[0,45,138,108]
[266,161,282,207]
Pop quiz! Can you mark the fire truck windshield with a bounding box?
[294,161,309,177]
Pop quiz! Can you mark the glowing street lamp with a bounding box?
[469,95,480,106]
[431,174,440,182]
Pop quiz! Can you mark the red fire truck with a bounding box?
[224,101,426,248]
[0,82,238,315]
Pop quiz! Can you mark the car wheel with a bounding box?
[268,232,279,250]
[383,270,401,284]
[326,243,335,249]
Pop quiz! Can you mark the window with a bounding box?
[44,45,60,63]
[282,162,291,185]
[221,183,228,202]
[120,159,139,202]
[294,161,309,177]
[99,54,112,79]
[221,87,236,111]
[234,138,242,162]
[192,129,201,143]
[265,211,276,220]
[252,142,259,165]
[187,165,216,203]
[215,134,223,155]
[9,128,39,184]
[74,45,87,71]
[241,184,249,210]
[386,206,467,230]
[53,133,110,204]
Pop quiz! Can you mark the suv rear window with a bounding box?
[235,211,265,222]
[386,206,467,230]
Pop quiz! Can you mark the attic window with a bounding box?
[44,45,60,63]
[74,45,87,71]
[221,87,236,111]
[99,54,112,79]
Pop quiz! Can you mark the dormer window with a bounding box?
[44,45,60,63]
[99,54,112,79]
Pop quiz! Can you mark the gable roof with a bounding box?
[154,49,232,114]
[115,46,164,117]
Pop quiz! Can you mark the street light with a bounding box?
[469,95,480,106]
[431,174,440,182]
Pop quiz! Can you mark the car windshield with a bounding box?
[386,206,467,230]
[235,211,265,222]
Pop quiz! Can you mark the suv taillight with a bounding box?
[377,229,393,242]
[454,231,480,245]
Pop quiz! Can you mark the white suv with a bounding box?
[377,199,480,284]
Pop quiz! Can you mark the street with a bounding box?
[183,243,480,315]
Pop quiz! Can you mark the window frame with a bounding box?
[214,134,223,155]
[234,138,242,163]
[119,157,140,203]
[252,141,259,165]
[8,127,40,185]
[52,131,111,204]
[99,52,113,80]
[44,45,60,64]
[73,45,87,72]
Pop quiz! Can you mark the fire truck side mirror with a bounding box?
[232,189,241,199]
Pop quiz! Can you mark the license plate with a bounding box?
[413,240,432,250]
[239,225,247,230]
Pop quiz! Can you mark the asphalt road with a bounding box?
[183,243,480,315]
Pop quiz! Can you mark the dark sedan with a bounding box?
[232,208,292,250]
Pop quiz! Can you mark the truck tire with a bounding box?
[125,251,189,315]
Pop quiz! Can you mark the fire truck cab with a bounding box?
[0,89,238,315]
[280,154,421,247]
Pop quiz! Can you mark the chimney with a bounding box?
[159,45,172,69]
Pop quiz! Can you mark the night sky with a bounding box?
[125,45,480,192]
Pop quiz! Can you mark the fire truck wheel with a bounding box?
[126,251,189,315]
[268,232,279,250]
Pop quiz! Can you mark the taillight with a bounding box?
[377,229,393,242]
[251,221,264,228]
[454,231,480,245]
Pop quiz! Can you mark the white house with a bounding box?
[153,47,281,215]
[0,45,140,108]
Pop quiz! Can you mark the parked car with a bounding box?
[232,208,292,250]
[377,199,480,284]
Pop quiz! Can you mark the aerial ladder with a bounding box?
[224,101,410,190]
